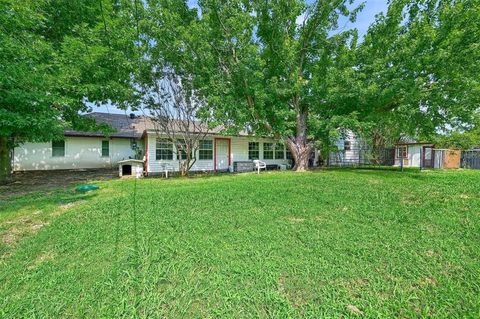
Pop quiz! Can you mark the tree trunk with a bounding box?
[0,136,12,184]
[286,109,312,172]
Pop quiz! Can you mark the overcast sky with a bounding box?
[95,0,388,115]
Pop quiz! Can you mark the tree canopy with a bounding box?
[355,0,480,141]
[0,0,136,182]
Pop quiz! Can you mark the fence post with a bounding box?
[400,153,404,172]
[419,147,422,171]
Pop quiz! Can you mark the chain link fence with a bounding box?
[327,148,396,167]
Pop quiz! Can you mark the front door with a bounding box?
[423,146,434,168]
[215,139,230,171]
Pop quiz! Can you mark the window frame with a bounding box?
[52,140,65,157]
[344,140,351,151]
[248,142,260,160]
[101,140,109,157]
[263,142,274,159]
[396,145,408,159]
[274,143,285,159]
[156,138,174,160]
[198,139,213,160]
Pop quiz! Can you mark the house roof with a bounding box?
[64,113,147,138]
[65,112,250,138]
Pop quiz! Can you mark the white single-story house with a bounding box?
[13,113,296,175]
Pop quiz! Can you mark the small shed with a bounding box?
[395,138,435,168]
[433,149,461,169]
[118,159,144,178]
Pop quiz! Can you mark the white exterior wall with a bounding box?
[394,145,422,167]
[146,133,290,174]
[329,131,363,164]
[13,136,141,171]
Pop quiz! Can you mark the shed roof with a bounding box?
[395,135,433,145]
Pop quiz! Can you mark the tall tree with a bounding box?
[201,0,366,170]
[138,0,364,171]
[0,0,136,183]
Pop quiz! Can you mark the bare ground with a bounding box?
[0,169,117,199]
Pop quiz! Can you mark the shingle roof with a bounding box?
[64,113,148,138]
[64,112,249,138]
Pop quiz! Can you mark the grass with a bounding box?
[0,169,479,318]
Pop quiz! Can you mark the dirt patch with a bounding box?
[346,304,363,316]
[1,218,49,246]
[28,251,56,270]
[368,179,383,185]
[400,193,422,205]
[0,169,117,199]
[51,200,86,217]
[277,273,287,295]
[418,277,437,287]
[425,249,439,257]
[277,273,307,308]
[2,228,20,245]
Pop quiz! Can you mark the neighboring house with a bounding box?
[13,112,292,174]
[394,137,435,168]
[328,131,364,165]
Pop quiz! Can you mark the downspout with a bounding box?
[144,133,149,176]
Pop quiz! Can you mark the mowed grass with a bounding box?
[1,169,479,318]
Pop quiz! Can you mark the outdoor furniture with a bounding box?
[233,161,254,172]
[253,160,266,174]
[159,163,174,178]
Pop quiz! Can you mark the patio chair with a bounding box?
[253,160,266,174]
[159,163,174,178]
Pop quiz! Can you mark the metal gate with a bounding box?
[422,146,435,168]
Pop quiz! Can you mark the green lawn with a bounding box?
[1,169,479,318]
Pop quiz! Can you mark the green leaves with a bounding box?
[357,0,480,141]
[0,0,136,144]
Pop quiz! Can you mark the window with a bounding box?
[248,142,259,160]
[344,140,351,151]
[176,140,189,160]
[101,140,109,157]
[397,146,408,158]
[275,143,285,159]
[52,140,65,157]
[156,139,173,160]
[263,143,274,159]
[199,140,213,160]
